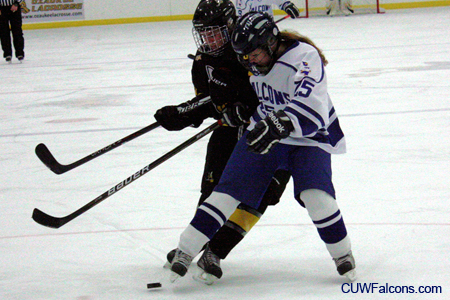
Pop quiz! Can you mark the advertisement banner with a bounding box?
[21,0,85,23]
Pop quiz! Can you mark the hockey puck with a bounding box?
[147,282,162,289]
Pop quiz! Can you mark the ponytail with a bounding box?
[280,31,328,66]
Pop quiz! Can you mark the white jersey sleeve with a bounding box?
[248,41,346,154]
[234,0,292,17]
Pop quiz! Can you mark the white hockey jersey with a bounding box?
[248,41,346,154]
[234,0,292,17]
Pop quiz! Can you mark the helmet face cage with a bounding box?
[192,0,236,56]
[192,25,231,56]
[237,50,265,76]
[236,39,278,75]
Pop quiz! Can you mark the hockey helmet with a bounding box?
[231,12,280,75]
[192,0,237,56]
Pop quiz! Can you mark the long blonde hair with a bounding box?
[280,30,328,66]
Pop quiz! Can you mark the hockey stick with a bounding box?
[32,121,221,229]
[275,15,291,23]
[36,122,161,175]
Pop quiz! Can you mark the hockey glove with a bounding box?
[154,106,187,131]
[246,110,294,154]
[221,102,249,127]
[154,104,202,131]
[281,2,300,19]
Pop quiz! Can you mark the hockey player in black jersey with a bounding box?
[154,0,289,285]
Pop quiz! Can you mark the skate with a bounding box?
[340,0,354,16]
[18,56,24,63]
[326,0,339,16]
[194,244,222,285]
[333,251,357,281]
[170,248,194,283]
[5,56,12,64]
[163,248,176,269]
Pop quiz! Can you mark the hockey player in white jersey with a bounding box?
[235,0,300,18]
[169,11,356,284]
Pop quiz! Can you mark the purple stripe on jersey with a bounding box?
[285,106,319,135]
[326,118,345,147]
[306,63,326,83]
[329,106,335,118]
[291,100,325,127]
[275,61,298,73]
[274,42,301,72]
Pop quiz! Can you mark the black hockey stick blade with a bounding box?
[32,193,105,228]
[35,122,160,175]
[32,122,221,229]
[35,143,66,175]
[32,208,68,229]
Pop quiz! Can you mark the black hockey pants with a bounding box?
[0,6,24,58]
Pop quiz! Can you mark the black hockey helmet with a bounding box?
[192,0,237,56]
[231,12,280,75]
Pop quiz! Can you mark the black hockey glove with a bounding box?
[281,2,300,19]
[154,105,187,131]
[246,110,294,154]
[221,102,249,127]
[154,104,202,131]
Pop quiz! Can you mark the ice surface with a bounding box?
[1,7,449,300]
